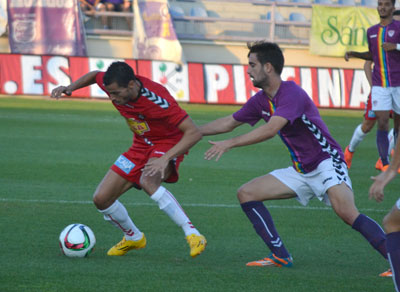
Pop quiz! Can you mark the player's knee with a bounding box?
[382,213,400,233]
[93,192,106,210]
[337,209,359,226]
[237,185,254,203]
[139,175,160,195]
[92,190,115,210]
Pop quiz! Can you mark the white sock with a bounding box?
[388,128,395,155]
[151,186,200,236]
[99,200,143,241]
[348,124,367,152]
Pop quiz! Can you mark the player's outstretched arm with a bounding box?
[51,71,100,99]
[369,134,400,202]
[204,116,287,161]
[344,51,372,61]
[199,115,243,136]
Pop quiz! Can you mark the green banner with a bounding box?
[310,6,379,57]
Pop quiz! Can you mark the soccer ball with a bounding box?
[59,223,96,258]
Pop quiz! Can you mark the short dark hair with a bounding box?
[103,61,136,87]
[247,41,284,75]
[394,9,400,16]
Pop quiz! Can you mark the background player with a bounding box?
[344,60,395,170]
[51,61,206,258]
[344,10,400,171]
[345,0,400,171]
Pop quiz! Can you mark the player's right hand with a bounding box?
[51,86,72,99]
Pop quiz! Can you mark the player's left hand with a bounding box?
[369,176,385,203]
[204,140,232,161]
[368,169,395,202]
[382,42,397,51]
[143,157,169,179]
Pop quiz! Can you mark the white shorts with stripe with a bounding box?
[371,86,400,113]
[270,158,352,207]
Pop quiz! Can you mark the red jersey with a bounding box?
[95,72,188,146]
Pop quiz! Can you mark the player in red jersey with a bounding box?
[51,61,206,258]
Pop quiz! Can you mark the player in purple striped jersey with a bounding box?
[345,0,400,171]
[200,41,388,270]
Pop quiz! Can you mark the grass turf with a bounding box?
[0,96,397,291]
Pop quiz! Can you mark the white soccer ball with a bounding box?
[59,223,96,258]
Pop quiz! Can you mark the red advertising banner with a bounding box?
[0,54,370,109]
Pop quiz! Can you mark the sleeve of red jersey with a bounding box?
[154,86,189,127]
[95,72,107,93]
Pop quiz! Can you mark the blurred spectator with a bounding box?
[122,0,133,29]
[80,0,104,16]
[102,0,132,29]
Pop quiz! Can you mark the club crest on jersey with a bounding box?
[126,118,150,135]
[388,30,395,37]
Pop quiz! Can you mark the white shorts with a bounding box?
[371,86,400,113]
[270,158,352,206]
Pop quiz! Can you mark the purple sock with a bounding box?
[241,201,290,258]
[352,214,387,259]
[387,232,400,292]
[377,130,389,165]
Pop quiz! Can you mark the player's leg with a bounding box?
[345,119,376,169]
[372,86,393,170]
[238,173,296,267]
[140,156,206,258]
[375,110,391,169]
[327,183,387,259]
[383,201,400,291]
[93,169,146,255]
[345,93,376,169]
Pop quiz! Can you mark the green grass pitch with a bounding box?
[0,96,397,291]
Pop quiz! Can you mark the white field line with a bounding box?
[0,197,389,213]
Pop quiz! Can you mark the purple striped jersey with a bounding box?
[367,20,400,87]
[233,81,344,173]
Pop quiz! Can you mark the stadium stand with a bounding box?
[338,0,356,5]
[313,0,333,4]
[289,12,308,22]
[83,0,313,44]
[360,0,377,6]
[190,6,208,17]
[169,4,186,17]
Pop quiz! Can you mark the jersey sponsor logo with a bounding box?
[126,118,150,135]
[370,34,377,38]
[114,155,135,174]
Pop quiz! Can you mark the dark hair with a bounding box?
[247,41,284,75]
[394,9,400,16]
[103,61,136,87]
